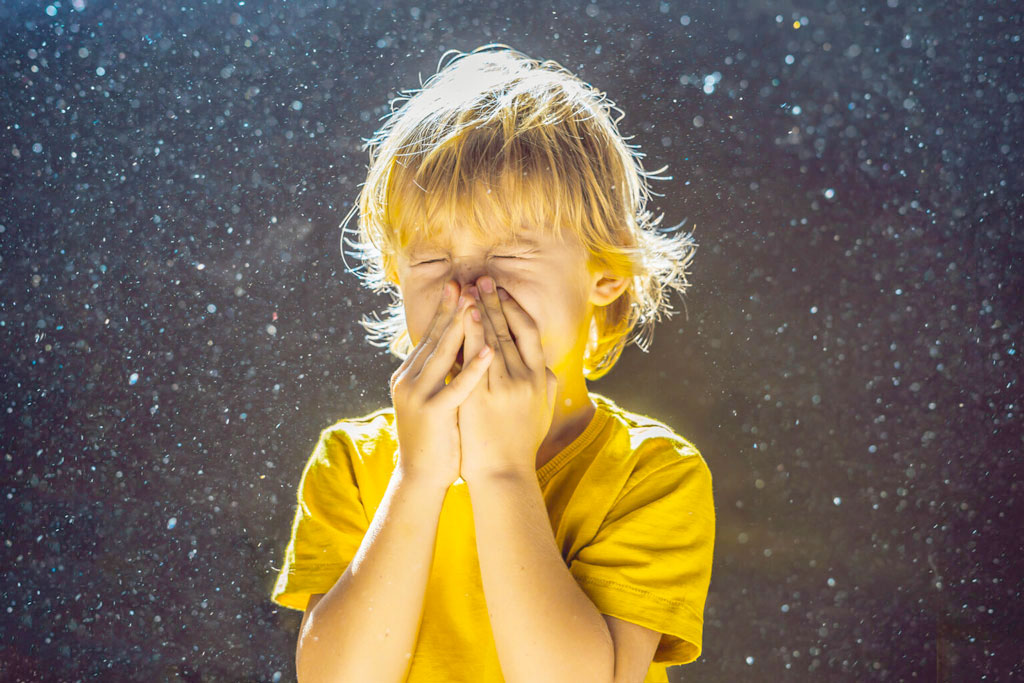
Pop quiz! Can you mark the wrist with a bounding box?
[395,462,457,490]
[460,466,535,487]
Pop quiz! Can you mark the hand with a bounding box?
[457,276,558,482]
[390,281,494,487]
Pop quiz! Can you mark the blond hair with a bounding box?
[340,44,697,379]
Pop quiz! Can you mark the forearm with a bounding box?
[467,473,614,683]
[296,466,449,683]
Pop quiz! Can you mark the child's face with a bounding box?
[395,222,600,378]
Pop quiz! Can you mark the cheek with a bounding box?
[490,267,533,296]
[404,304,429,346]
[401,288,443,345]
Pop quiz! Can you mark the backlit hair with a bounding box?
[340,44,697,379]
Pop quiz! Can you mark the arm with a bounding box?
[295,467,449,683]
[467,473,615,683]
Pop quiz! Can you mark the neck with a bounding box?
[535,371,596,470]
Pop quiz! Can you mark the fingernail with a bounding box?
[497,288,509,300]
[467,285,479,299]
[470,307,481,322]
[479,277,494,293]
[443,282,453,299]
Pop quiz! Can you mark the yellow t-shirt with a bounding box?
[271,391,715,682]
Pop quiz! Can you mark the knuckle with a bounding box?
[393,381,420,404]
[390,369,415,394]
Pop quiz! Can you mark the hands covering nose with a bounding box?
[390,275,557,488]
[458,275,558,482]
[389,279,493,488]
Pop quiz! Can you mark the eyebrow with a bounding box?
[495,236,540,249]
[408,235,540,256]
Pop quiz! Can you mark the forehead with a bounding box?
[404,225,549,253]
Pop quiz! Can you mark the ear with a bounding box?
[588,267,629,307]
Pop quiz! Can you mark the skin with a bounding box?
[393,222,628,472]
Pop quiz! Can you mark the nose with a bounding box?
[452,262,491,294]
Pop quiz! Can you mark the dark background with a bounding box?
[1,0,1020,680]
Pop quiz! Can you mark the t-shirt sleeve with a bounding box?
[270,426,371,612]
[568,448,715,666]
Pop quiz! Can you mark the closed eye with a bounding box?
[414,254,526,265]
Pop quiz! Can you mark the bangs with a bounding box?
[386,125,586,253]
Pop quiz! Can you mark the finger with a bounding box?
[436,344,493,409]
[471,285,511,385]
[475,276,524,375]
[494,287,545,371]
[462,291,488,391]
[417,296,471,393]
[406,280,460,378]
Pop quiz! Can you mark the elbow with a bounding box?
[294,641,318,683]
[598,633,616,683]
[295,656,340,683]
[295,633,342,683]
[295,603,344,683]
[603,658,615,683]
[295,619,316,683]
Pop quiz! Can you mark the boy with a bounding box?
[271,44,715,683]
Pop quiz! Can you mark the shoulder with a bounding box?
[320,406,396,444]
[307,406,398,470]
[591,392,706,470]
[589,392,713,510]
